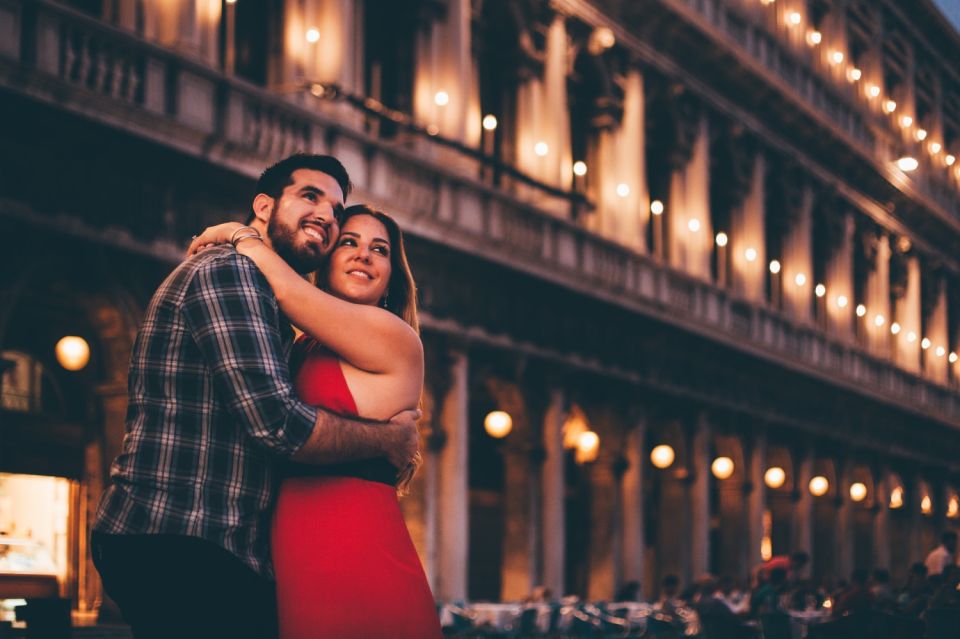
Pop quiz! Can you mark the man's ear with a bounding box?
[252,193,275,225]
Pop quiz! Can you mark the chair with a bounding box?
[925,607,960,639]
[15,598,71,639]
[758,612,791,639]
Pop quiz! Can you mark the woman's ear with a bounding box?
[252,193,275,224]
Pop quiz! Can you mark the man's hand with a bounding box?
[384,408,421,469]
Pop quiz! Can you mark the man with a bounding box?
[924,530,957,576]
[755,550,809,586]
[91,154,420,639]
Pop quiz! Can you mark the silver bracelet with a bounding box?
[229,226,262,247]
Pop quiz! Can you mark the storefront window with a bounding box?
[0,474,72,622]
[0,352,42,413]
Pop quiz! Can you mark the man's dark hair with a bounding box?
[769,567,788,585]
[245,154,352,223]
[790,551,810,566]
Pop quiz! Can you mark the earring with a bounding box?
[381,294,389,309]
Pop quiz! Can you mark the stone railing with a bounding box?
[1,0,957,425]
[671,0,960,223]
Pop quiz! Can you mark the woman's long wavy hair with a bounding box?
[315,204,422,494]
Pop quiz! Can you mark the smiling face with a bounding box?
[258,168,345,274]
[325,214,392,306]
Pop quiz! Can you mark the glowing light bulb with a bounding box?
[883,99,897,114]
[847,68,862,82]
[815,284,826,298]
[616,183,631,198]
[56,336,90,371]
[900,115,913,128]
[856,304,867,317]
[573,161,587,177]
[687,219,701,232]
[794,273,807,286]
[806,30,822,46]
[921,337,931,350]
[305,28,320,43]
[907,331,917,343]
[809,476,829,497]
[874,314,885,327]
[946,155,956,166]
[764,467,786,489]
[949,352,958,363]
[936,346,946,357]
[434,91,450,106]
[715,232,728,247]
[534,141,549,157]
[769,260,781,274]
[651,445,675,469]
[829,50,844,64]
[651,200,664,215]
[849,482,867,502]
[896,157,919,171]
[890,486,904,509]
[867,85,881,98]
[484,411,513,438]
[711,457,735,480]
[916,129,928,141]
[787,11,802,26]
[482,114,498,131]
[921,495,932,515]
[929,142,942,154]
[891,322,901,335]
[745,247,758,262]
[837,295,849,308]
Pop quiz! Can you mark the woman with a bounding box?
[189,205,441,639]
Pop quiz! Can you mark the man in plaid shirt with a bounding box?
[91,155,420,638]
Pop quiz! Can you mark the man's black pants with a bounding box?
[91,532,278,639]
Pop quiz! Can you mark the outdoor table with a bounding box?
[788,609,832,639]
[470,602,521,631]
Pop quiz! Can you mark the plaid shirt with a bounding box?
[94,246,317,578]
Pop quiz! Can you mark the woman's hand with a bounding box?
[186,222,249,256]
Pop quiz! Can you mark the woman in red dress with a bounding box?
[191,205,440,639]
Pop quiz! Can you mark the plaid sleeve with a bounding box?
[182,252,317,456]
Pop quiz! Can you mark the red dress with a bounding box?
[272,338,442,639]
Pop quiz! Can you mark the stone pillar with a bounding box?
[541,389,566,598]
[542,14,572,192]
[436,350,469,601]
[864,233,892,357]
[587,449,619,601]
[103,0,138,31]
[872,468,891,570]
[501,432,535,600]
[687,413,711,581]
[791,449,814,569]
[782,185,814,323]
[893,250,921,373]
[923,275,949,383]
[143,0,220,66]
[596,69,649,252]
[668,116,713,281]
[621,417,647,599]
[825,212,855,340]
[730,154,766,303]
[834,461,854,581]
[745,433,767,580]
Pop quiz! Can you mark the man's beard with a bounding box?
[267,205,328,274]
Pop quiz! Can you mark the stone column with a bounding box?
[791,449,814,568]
[501,424,536,601]
[872,467,891,570]
[687,413,711,581]
[834,461,854,581]
[143,0,220,66]
[892,248,921,372]
[587,449,619,600]
[621,416,647,599]
[668,115,713,281]
[542,14,572,192]
[922,273,949,383]
[825,211,855,340]
[782,185,814,323]
[596,69,649,252]
[541,389,567,598]
[730,154,766,303]
[744,433,767,580]
[436,350,469,601]
[864,232,892,357]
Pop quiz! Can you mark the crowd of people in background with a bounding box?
[602,531,960,638]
